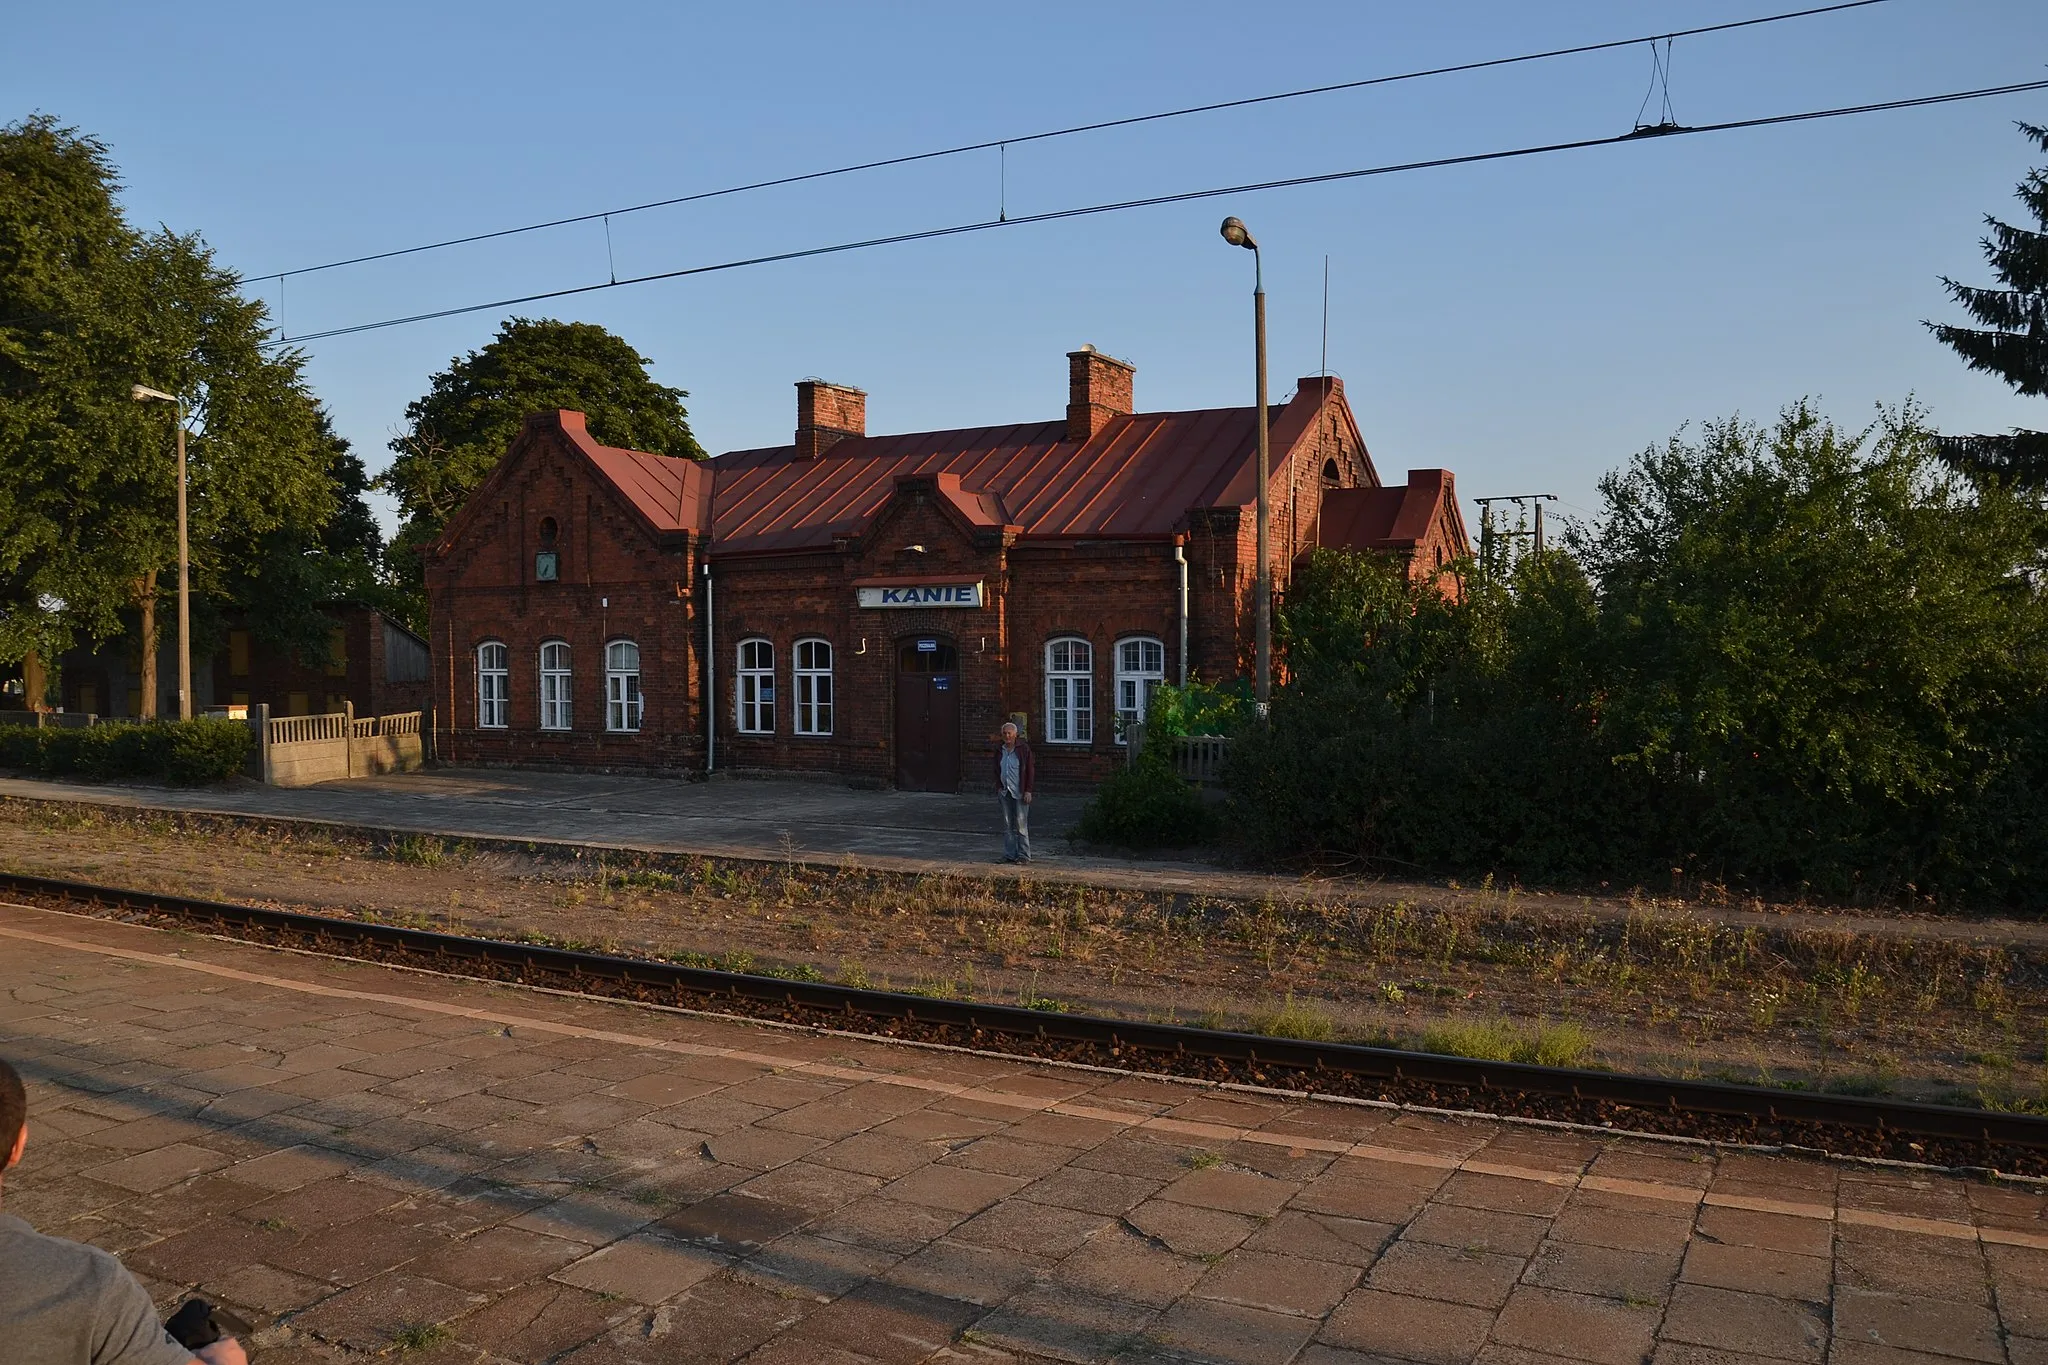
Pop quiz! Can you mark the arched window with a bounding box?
[605,640,642,732]
[1322,458,1342,488]
[539,640,571,730]
[476,642,509,729]
[794,638,833,736]
[737,638,774,734]
[1113,637,1166,744]
[1044,637,1093,745]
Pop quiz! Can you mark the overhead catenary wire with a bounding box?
[247,0,1896,284]
[268,76,2048,347]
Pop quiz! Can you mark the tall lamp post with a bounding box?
[1219,216,1271,713]
[131,385,191,721]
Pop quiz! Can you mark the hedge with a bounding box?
[0,717,252,785]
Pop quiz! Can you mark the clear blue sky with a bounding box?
[13,1,2048,535]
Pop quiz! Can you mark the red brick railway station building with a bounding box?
[424,347,1468,791]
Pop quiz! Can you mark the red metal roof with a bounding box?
[706,397,1335,557]
[558,411,711,536]
[1315,469,1467,555]
[511,378,1387,558]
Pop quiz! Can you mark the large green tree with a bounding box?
[1928,122,2048,486]
[379,318,706,601]
[0,115,369,697]
[1231,401,2048,905]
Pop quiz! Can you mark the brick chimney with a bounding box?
[1066,345,1135,443]
[795,379,866,459]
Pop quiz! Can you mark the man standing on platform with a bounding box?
[994,721,1034,864]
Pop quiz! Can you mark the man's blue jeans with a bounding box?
[998,793,1031,862]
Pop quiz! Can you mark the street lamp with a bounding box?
[1219,216,1271,713]
[131,384,191,721]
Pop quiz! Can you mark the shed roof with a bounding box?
[1314,469,1467,556]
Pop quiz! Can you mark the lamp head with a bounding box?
[1219,216,1257,250]
[131,384,176,404]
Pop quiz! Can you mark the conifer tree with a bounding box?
[1928,122,2048,485]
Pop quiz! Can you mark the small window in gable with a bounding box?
[536,516,560,581]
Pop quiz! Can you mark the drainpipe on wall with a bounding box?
[702,560,716,775]
[1173,538,1189,687]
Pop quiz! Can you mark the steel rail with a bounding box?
[5,870,2043,1153]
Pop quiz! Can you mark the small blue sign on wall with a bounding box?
[934,676,951,691]
[917,639,938,652]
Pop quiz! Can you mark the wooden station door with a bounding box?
[894,636,961,792]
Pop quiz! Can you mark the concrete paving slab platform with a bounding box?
[1,898,2044,1363]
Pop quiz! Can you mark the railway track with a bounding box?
[4,870,2045,1176]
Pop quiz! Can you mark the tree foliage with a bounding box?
[0,115,373,666]
[1928,122,2048,485]
[1229,402,2048,908]
[379,318,706,601]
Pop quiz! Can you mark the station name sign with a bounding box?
[856,581,985,609]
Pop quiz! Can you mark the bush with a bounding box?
[1143,678,1253,740]
[0,717,250,785]
[0,725,42,770]
[163,718,254,784]
[1228,402,2048,910]
[1077,750,1216,849]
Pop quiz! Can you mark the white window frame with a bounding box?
[793,638,833,737]
[605,640,642,733]
[1044,636,1094,745]
[539,640,572,731]
[477,641,509,729]
[477,642,509,732]
[737,638,775,734]
[1113,636,1166,744]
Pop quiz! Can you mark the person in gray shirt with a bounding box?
[0,1057,245,1365]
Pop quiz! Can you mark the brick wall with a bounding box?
[426,378,1408,790]
[426,431,702,771]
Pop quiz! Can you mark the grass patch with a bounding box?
[1248,993,1337,1041]
[1418,1018,1594,1069]
[392,1322,449,1352]
[389,835,447,867]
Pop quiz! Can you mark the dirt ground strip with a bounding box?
[3,795,2046,1110]
[2,900,2046,1365]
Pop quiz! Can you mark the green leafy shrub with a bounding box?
[163,718,252,783]
[1143,678,1253,740]
[0,725,44,770]
[0,718,249,785]
[1077,750,1216,849]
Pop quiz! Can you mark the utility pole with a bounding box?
[1474,493,1559,570]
